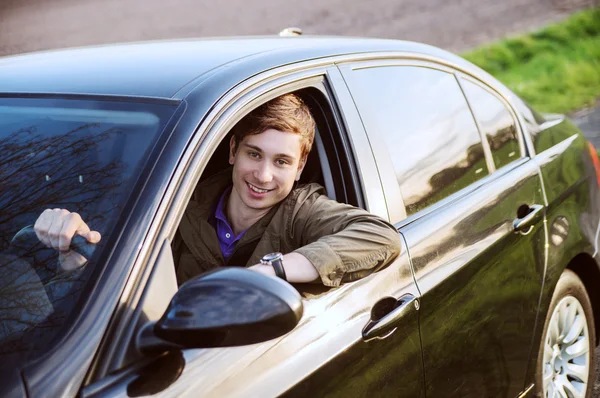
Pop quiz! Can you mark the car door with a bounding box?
[81,64,425,397]
[340,60,548,397]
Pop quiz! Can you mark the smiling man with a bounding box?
[34,93,401,287]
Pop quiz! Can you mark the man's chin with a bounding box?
[242,198,275,211]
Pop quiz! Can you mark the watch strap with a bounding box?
[270,257,287,281]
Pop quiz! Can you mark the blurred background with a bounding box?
[0,0,595,56]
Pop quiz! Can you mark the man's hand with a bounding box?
[34,208,101,252]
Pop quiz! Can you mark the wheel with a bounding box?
[535,269,596,398]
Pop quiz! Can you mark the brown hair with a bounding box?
[232,93,316,159]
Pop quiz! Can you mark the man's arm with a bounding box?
[288,187,402,287]
[248,252,320,283]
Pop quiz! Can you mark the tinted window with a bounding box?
[0,97,176,366]
[345,66,488,215]
[461,79,520,169]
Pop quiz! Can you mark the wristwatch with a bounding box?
[260,252,287,281]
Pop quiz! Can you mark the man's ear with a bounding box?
[295,155,308,181]
[228,136,237,165]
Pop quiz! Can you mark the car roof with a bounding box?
[0,36,465,99]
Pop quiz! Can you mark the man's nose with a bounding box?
[254,161,273,183]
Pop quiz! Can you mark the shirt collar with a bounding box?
[214,185,232,224]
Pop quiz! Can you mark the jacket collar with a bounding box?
[180,167,283,266]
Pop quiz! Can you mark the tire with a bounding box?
[535,269,596,398]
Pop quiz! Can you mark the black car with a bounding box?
[1,35,599,398]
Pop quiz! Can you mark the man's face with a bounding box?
[229,128,306,214]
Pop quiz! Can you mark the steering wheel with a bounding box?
[10,225,96,261]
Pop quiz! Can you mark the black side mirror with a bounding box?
[144,267,303,350]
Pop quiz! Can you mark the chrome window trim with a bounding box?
[326,66,392,220]
[455,75,497,174]
[450,74,548,208]
[340,58,530,163]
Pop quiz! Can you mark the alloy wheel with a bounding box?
[542,295,590,398]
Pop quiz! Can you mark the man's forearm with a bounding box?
[249,252,320,283]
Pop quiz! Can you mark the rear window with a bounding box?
[0,97,176,365]
[343,65,489,216]
[460,79,521,169]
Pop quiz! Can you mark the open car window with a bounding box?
[172,87,358,297]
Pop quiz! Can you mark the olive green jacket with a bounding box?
[173,169,401,287]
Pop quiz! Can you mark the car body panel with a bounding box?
[83,247,421,398]
[336,57,549,396]
[523,117,600,386]
[400,158,547,397]
[150,246,420,398]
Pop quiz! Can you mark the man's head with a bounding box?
[230,93,316,160]
[228,93,316,215]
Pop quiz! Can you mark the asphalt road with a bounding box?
[2,0,600,395]
[0,0,596,56]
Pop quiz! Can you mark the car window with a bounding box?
[460,78,521,169]
[0,97,176,366]
[344,65,488,215]
[178,88,352,285]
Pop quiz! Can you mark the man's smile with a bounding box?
[246,181,274,194]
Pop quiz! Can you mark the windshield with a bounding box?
[0,97,176,366]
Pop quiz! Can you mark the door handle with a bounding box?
[362,294,418,342]
[513,204,544,233]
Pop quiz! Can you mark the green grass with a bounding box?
[461,8,600,114]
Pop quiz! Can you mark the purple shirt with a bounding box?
[215,186,247,260]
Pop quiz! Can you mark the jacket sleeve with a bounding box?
[290,187,402,287]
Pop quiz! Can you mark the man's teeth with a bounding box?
[249,183,269,193]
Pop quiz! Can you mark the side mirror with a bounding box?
[139,267,303,351]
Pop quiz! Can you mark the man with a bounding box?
[34,94,401,286]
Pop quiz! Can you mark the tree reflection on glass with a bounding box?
[0,122,125,358]
[0,123,124,248]
[408,140,487,214]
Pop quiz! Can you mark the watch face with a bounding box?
[262,252,283,262]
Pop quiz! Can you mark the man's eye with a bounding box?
[276,159,289,166]
[248,151,260,159]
